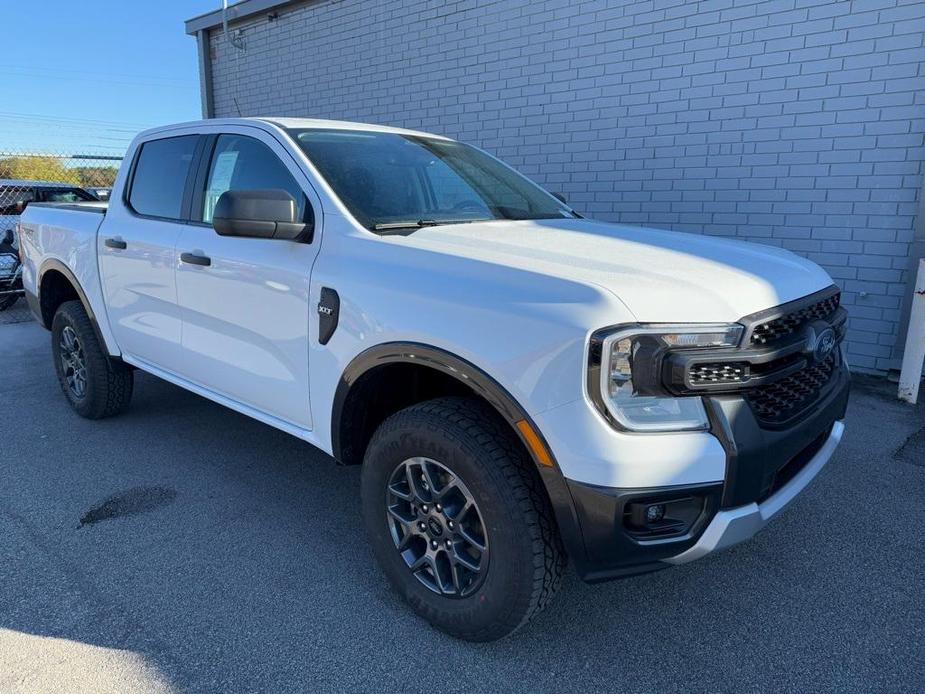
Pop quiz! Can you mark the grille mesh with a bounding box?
[750,293,840,346]
[689,362,750,385]
[746,354,836,423]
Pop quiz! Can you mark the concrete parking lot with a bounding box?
[1,319,923,693]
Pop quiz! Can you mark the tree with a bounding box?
[0,155,80,184]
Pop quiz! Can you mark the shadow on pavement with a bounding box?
[1,322,923,692]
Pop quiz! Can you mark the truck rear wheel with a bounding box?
[360,396,564,641]
[51,300,133,419]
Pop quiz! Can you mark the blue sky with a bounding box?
[3,1,223,156]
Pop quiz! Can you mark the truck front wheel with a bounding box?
[360,396,564,641]
[51,300,133,419]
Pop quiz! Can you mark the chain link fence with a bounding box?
[0,150,122,325]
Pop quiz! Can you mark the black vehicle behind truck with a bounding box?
[0,179,100,218]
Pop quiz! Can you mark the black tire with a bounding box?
[361,396,565,641]
[51,300,133,419]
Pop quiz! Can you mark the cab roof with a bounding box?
[137,117,451,142]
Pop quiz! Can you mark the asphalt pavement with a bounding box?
[1,320,923,693]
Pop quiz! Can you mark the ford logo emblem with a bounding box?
[804,323,836,362]
[427,517,444,537]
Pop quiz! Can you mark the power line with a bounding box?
[0,120,139,136]
[0,64,192,84]
[0,110,157,129]
[0,69,199,91]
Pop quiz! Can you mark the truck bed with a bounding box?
[18,202,112,346]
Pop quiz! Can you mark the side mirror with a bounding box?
[551,192,567,204]
[212,189,312,242]
[1,228,13,245]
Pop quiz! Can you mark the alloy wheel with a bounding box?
[59,325,87,399]
[386,457,489,598]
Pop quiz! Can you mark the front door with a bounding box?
[99,134,200,373]
[173,130,320,429]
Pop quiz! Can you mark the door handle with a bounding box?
[180,252,211,267]
[104,238,127,250]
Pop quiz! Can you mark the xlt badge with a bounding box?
[317,287,340,345]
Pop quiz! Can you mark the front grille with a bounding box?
[689,362,750,385]
[745,353,837,423]
[665,287,847,429]
[750,293,840,346]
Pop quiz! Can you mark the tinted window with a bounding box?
[40,189,95,203]
[128,135,198,219]
[201,135,305,223]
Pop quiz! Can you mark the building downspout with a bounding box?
[197,28,214,118]
[895,171,925,382]
[898,259,925,404]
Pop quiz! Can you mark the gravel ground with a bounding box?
[1,321,923,693]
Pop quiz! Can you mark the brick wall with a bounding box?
[206,0,925,372]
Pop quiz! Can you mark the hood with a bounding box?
[401,218,834,323]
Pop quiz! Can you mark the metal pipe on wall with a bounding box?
[898,259,925,404]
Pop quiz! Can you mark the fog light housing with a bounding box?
[625,495,709,541]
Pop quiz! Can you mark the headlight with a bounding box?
[590,324,743,432]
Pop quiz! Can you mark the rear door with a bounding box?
[99,134,202,372]
[172,128,321,429]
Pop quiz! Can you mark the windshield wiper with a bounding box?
[372,219,488,231]
[373,219,441,231]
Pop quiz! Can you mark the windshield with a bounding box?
[287,128,575,231]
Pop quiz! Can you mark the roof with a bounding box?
[185,0,297,35]
[258,117,451,140]
[136,117,451,142]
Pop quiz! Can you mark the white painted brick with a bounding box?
[206,0,925,373]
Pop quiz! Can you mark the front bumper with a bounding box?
[664,420,844,564]
[546,360,849,582]
[533,286,851,582]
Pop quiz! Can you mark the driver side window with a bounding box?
[202,134,306,224]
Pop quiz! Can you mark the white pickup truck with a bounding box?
[19,118,849,641]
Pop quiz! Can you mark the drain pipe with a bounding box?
[898,258,925,404]
[196,29,214,118]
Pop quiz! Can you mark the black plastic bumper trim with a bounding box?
[566,364,848,583]
[707,363,850,508]
[565,479,723,582]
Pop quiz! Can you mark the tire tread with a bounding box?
[52,300,133,419]
[365,396,565,640]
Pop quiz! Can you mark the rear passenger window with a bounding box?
[128,135,198,219]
